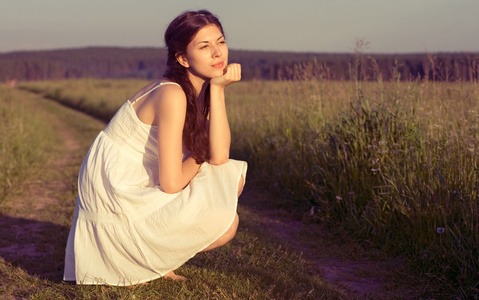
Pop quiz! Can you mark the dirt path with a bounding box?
[0,102,82,281]
[239,186,423,299]
[0,92,423,299]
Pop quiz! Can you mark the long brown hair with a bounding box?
[163,10,225,164]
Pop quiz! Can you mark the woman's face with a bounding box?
[179,24,228,81]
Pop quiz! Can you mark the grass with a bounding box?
[0,84,347,299]
[18,78,148,121]
[227,79,479,298]
[0,86,59,204]
[1,234,342,299]
[19,76,479,298]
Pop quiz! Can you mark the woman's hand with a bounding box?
[210,63,241,88]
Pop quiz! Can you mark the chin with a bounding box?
[211,69,225,77]
[189,68,223,82]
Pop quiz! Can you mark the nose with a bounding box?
[212,45,222,58]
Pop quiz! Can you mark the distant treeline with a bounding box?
[1,47,478,82]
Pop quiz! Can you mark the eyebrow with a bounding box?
[196,35,225,46]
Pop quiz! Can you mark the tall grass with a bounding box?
[19,77,479,297]
[0,86,58,204]
[228,79,479,297]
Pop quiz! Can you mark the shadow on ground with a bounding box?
[0,213,69,282]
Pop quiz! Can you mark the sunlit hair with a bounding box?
[163,10,225,164]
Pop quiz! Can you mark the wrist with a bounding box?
[209,85,225,101]
[209,83,225,93]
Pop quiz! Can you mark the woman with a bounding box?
[63,10,247,285]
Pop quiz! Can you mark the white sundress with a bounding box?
[63,82,247,286]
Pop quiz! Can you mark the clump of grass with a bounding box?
[312,95,478,296]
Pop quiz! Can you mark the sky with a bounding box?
[1,0,478,54]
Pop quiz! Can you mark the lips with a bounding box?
[212,61,224,69]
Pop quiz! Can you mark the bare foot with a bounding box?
[163,270,187,281]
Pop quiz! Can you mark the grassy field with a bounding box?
[0,85,351,299]
[13,77,479,298]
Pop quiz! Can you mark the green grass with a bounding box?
[18,78,479,298]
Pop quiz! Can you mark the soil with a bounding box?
[0,96,424,299]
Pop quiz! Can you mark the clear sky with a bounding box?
[1,0,478,54]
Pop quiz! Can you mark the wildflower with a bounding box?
[335,196,342,201]
[437,227,445,234]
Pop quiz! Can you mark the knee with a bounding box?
[231,213,239,235]
[219,213,239,247]
[237,176,245,198]
[202,214,239,252]
[224,213,239,243]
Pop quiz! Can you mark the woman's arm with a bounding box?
[208,63,241,165]
[156,85,201,194]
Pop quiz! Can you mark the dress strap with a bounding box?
[131,81,182,104]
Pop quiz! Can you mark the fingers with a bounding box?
[211,63,241,87]
[224,63,241,82]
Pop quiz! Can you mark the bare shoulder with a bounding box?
[151,82,187,116]
[159,82,185,98]
[148,82,184,102]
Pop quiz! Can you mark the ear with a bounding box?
[176,53,189,68]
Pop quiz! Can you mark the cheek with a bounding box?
[186,56,202,70]
[223,46,229,61]
[192,52,209,65]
